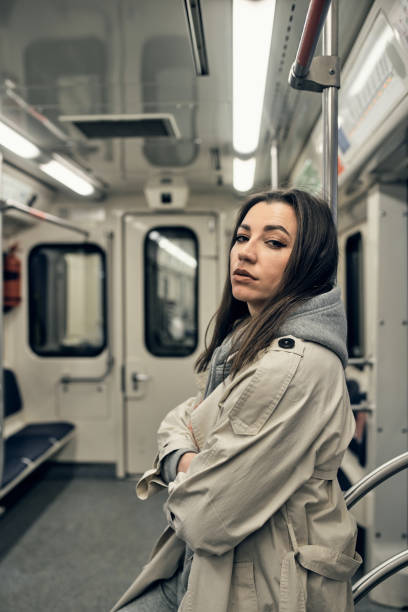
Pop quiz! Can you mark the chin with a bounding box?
[232,287,254,303]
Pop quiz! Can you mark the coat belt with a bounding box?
[279,544,362,612]
[279,503,362,612]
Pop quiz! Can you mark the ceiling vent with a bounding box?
[59,114,181,139]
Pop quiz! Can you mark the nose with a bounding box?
[238,238,256,262]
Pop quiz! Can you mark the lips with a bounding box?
[233,268,256,280]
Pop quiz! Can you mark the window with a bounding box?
[29,243,106,357]
[345,232,364,358]
[145,227,198,357]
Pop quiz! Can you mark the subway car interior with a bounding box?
[0,0,407,610]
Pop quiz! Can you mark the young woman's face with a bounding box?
[230,200,298,316]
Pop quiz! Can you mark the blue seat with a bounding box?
[1,457,26,488]
[5,434,53,462]
[1,368,76,497]
[15,422,75,441]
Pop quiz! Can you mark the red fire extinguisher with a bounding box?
[3,244,21,313]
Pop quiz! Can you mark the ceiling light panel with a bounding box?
[233,0,276,155]
[40,159,95,196]
[0,121,40,159]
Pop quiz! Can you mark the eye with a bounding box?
[266,240,285,249]
[234,234,249,243]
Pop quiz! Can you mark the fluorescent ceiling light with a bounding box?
[233,157,256,192]
[233,0,276,155]
[0,121,40,159]
[40,159,95,196]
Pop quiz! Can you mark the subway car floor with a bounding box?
[0,463,399,612]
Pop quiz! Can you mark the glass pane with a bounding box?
[29,243,106,357]
[145,227,198,357]
[346,232,364,358]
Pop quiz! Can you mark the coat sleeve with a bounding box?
[156,392,202,462]
[165,344,350,555]
[136,392,202,499]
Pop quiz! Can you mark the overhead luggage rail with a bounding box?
[344,451,408,509]
[0,198,89,238]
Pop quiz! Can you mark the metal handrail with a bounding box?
[352,549,408,603]
[288,0,339,226]
[344,451,408,509]
[0,199,89,238]
[292,0,332,78]
[346,454,408,601]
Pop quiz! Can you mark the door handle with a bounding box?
[131,372,151,390]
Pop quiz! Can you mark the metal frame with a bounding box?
[289,0,339,221]
[352,549,408,603]
[290,0,332,79]
[322,1,339,222]
[183,0,209,76]
[345,451,408,602]
[60,231,115,385]
[345,451,408,509]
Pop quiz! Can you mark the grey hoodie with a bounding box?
[279,286,348,368]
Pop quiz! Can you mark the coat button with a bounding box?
[278,337,295,349]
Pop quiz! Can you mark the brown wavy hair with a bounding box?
[195,188,338,376]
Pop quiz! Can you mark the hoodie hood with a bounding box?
[278,287,348,368]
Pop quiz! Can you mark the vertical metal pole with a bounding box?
[322,0,338,226]
[270,140,279,189]
[0,153,4,491]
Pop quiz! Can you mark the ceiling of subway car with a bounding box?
[0,0,372,198]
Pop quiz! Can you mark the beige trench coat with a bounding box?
[113,336,362,612]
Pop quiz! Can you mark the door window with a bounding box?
[145,227,198,356]
[29,243,106,357]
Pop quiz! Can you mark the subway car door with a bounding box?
[123,214,218,474]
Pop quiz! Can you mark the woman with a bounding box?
[113,188,362,612]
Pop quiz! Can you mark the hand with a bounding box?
[177,452,197,474]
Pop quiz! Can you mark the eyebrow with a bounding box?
[238,223,291,237]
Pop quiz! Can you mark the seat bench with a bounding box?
[0,369,75,499]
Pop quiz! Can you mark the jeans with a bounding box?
[119,573,179,611]
[119,545,193,611]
